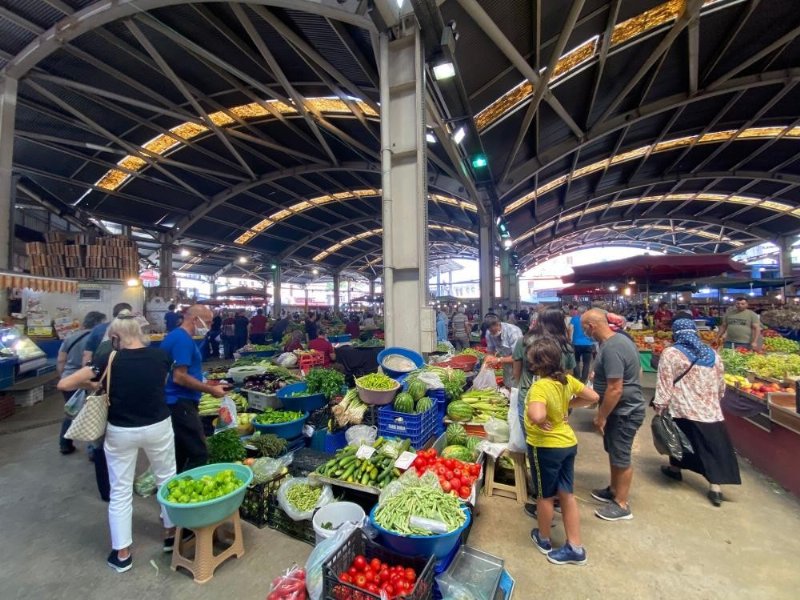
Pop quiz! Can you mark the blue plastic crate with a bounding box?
[324,430,348,453]
[0,358,15,390]
[378,403,438,448]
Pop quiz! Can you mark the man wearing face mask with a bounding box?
[162,304,224,472]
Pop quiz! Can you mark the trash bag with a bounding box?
[651,411,693,461]
[64,389,86,418]
[277,477,334,521]
[134,470,157,497]
[506,388,526,453]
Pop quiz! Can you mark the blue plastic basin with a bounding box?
[157,463,253,529]
[369,504,471,559]
[378,347,424,379]
[276,382,327,412]
[252,411,309,439]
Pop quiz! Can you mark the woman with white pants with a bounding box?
[59,311,178,573]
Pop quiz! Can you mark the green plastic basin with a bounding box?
[157,463,253,529]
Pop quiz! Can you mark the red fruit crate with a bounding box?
[323,529,434,600]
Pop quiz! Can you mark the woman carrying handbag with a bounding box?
[652,319,741,507]
[59,311,178,573]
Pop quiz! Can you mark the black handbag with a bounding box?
[651,358,696,461]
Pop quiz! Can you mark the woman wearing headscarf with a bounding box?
[284,329,305,353]
[653,318,741,507]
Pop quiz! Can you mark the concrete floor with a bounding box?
[2,390,800,600]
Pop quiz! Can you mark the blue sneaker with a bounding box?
[530,528,552,555]
[547,543,587,566]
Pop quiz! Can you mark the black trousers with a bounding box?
[573,345,594,382]
[169,400,208,473]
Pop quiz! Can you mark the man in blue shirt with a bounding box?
[162,304,224,471]
[164,304,181,332]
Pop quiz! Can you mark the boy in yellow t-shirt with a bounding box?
[525,336,599,565]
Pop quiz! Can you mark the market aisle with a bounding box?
[3,395,800,599]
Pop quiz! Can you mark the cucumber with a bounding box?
[341,464,356,480]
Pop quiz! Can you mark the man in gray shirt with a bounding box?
[581,309,644,521]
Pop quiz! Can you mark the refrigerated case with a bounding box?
[0,327,47,375]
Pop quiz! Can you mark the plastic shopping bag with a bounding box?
[484,417,510,443]
[63,389,86,418]
[216,396,238,430]
[507,388,526,453]
[267,564,308,600]
[277,477,334,521]
[134,469,157,497]
[470,363,498,391]
[305,522,360,600]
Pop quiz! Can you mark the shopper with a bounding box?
[654,302,673,331]
[164,304,181,333]
[305,311,319,341]
[233,310,249,352]
[206,310,222,359]
[284,329,305,353]
[221,312,236,358]
[249,308,268,345]
[162,304,224,472]
[308,329,336,366]
[271,313,291,344]
[436,310,449,343]
[451,306,470,351]
[716,297,761,350]
[83,302,132,366]
[344,315,361,339]
[571,306,594,383]
[57,311,178,573]
[57,311,106,455]
[654,319,741,506]
[581,308,645,521]
[526,336,599,565]
[484,315,523,388]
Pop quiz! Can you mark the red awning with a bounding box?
[563,254,744,284]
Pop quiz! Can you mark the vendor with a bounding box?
[284,330,304,353]
[308,329,336,366]
[654,302,673,331]
[483,314,523,388]
[716,297,761,350]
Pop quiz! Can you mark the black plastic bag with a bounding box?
[651,412,693,461]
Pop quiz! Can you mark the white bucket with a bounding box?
[312,502,366,544]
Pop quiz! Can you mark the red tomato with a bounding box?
[441,480,452,493]
[401,580,411,592]
[453,467,462,478]
[355,574,367,588]
[412,457,426,470]
[405,568,417,582]
[450,477,461,489]
[459,486,471,499]
[443,458,455,469]
[379,569,390,582]
[348,566,358,577]
[384,584,395,596]
[367,583,380,594]
[370,558,381,572]
[339,573,351,583]
[353,555,367,571]
[364,569,374,583]
[444,470,454,480]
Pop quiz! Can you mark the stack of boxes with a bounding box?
[26,232,139,281]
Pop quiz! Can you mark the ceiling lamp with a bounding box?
[452,127,466,144]
[179,248,190,257]
[238,256,247,263]
[425,131,437,144]
[432,60,456,81]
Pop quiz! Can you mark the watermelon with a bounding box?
[408,380,427,401]
[393,392,415,414]
[465,436,481,459]
[441,445,474,462]
[446,423,468,446]
[416,396,434,413]
[447,401,474,422]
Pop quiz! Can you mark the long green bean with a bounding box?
[374,486,466,535]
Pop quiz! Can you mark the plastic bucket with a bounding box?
[312,502,366,544]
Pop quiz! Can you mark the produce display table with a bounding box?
[639,350,657,373]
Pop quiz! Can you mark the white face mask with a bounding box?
[195,316,209,337]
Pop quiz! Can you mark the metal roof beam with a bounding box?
[585,0,621,127]
[701,0,760,85]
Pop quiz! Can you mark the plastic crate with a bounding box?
[266,495,316,545]
[433,539,463,600]
[246,390,280,411]
[323,529,435,600]
[239,471,288,528]
[290,448,333,477]
[378,403,438,449]
[0,358,15,390]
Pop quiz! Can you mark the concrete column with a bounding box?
[380,26,434,352]
[0,77,17,317]
[478,211,494,317]
[499,249,520,310]
[272,265,282,317]
[158,242,176,301]
[332,272,340,316]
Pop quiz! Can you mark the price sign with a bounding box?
[644,336,655,343]
[356,445,376,460]
[394,451,417,470]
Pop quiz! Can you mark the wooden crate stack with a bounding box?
[26,232,139,281]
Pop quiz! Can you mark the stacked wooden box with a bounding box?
[26,232,139,281]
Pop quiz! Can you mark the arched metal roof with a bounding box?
[3,0,800,279]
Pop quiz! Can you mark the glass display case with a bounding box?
[0,327,47,375]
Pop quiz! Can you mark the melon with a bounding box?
[446,423,468,447]
[407,380,427,401]
[393,392,415,414]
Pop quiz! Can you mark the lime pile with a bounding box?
[166,470,243,504]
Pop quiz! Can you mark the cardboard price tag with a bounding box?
[356,445,376,460]
[394,451,417,470]
[644,336,655,344]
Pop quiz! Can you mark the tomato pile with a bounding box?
[412,448,481,499]
[333,554,418,599]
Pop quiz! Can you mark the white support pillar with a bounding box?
[0,77,17,317]
[272,265,282,317]
[479,212,494,317]
[380,26,434,352]
[779,235,795,297]
[499,249,520,310]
